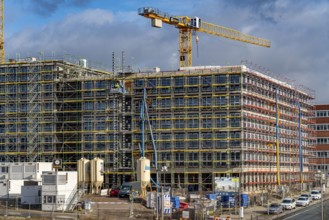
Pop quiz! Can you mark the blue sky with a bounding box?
[5,0,329,103]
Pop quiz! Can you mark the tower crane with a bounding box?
[0,0,3,63]
[138,7,271,68]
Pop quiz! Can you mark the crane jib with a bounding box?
[138,6,271,67]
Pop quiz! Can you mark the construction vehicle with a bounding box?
[138,7,271,67]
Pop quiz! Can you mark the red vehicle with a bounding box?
[109,188,120,197]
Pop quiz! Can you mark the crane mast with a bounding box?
[138,7,271,67]
[0,0,3,63]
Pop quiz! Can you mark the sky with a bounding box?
[5,0,329,103]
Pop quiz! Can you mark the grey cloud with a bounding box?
[6,1,329,103]
[28,0,92,16]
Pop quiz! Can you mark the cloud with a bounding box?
[27,0,92,16]
[6,1,329,103]
[7,8,177,70]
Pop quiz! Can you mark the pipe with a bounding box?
[275,88,281,186]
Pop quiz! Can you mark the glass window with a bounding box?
[96,80,106,89]
[202,97,212,106]
[84,102,94,110]
[84,81,93,89]
[202,76,212,85]
[216,118,227,128]
[229,75,240,84]
[202,119,212,128]
[174,77,184,86]
[215,75,226,84]
[188,119,199,128]
[188,77,199,85]
[147,79,157,87]
[230,96,240,105]
[175,119,185,128]
[161,78,171,86]
[188,98,198,106]
[96,101,106,110]
[216,97,227,106]
[175,97,184,106]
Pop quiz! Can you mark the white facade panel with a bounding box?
[8,180,24,198]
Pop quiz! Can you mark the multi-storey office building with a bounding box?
[310,105,329,177]
[131,65,315,192]
[0,58,315,192]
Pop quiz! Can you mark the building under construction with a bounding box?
[0,57,315,192]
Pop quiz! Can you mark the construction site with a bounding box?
[0,55,315,194]
[0,3,321,219]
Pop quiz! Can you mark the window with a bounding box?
[188,133,199,139]
[188,77,198,85]
[175,119,185,128]
[44,195,56,204]
[147,79,157,87]
[174,98,184,106]
[96,101,106,110]
[230,96,240,106]
[202,76,212,85]
[229,75,240,84]
[161,99,171,108]
[216,96,227,106]
[215,75,226,84]
[202,97,212,106]
[84,102,94,110]
[188,119,199,128]
[316,111,328,117]
[175,133,185,140]
[230,118,240,127]
[216,118,227,128]
[188,98,198,106]
[84,81,93,89]
[161,120,171,129]
[161,78,171,86]
[96,81,106,89]
[174,77,184,86]
[202,119,212,128]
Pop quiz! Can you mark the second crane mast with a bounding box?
[138,7,271,68]
[0,0,3,63]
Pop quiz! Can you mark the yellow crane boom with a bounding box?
[138,7,271,67]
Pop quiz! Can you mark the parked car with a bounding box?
[300,193,313,202]
[296,196,310,206]
[281,198,296,210]
[109,188,120,197]
[268,203,283,214]
[118,181,141,198]
[311,190,321,200]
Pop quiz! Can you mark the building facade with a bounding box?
[0,59,315,192]
[310,105,329,178]
[130,65,315,192]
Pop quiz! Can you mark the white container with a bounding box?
[239,207,244,218]
[137,157,151,184]
[79,59,87,68]
[146,192,155,208]
[90,158,104,194]
[77,158,90,188]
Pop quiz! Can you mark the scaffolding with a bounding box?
[130,65,315,193]
[0,57,315,193]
